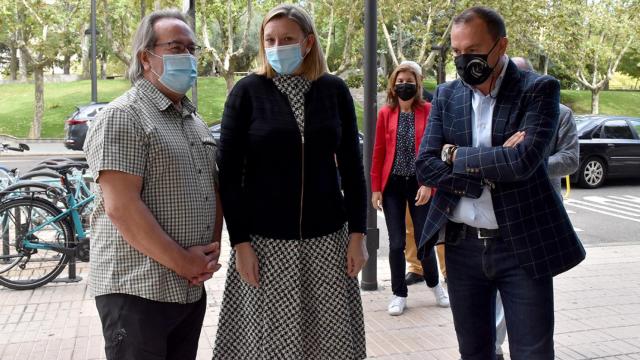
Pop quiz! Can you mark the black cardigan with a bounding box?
[217,73,367,246]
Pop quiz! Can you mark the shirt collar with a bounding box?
[135,78,196,115]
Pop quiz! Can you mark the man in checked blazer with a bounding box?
[415,7,586,360]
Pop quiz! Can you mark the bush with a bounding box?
[345,73,364,89]
[377,76,388,92]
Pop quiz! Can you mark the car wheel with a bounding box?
[578,157,606,188]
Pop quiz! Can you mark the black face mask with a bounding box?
[454,39,501,86]
[394,83,417,101]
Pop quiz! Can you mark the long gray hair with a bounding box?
[127,9,192,83]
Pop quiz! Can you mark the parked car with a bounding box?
[209,123,221,145]
[570,115,640,188]
[64,103,108,150]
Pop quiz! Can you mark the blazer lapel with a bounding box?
[455,86,473,146]
[388,106,399,146]
[492,61,521,145]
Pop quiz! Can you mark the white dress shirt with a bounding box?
[449,55,509,229]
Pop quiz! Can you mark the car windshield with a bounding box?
[575,117,600,135]
[76,105,106,119]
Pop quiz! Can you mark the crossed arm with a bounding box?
[417,77,561,194]
[451,78,560,182]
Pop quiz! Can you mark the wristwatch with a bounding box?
[441,145,458,165]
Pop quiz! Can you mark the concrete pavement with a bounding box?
[1,236,640,360]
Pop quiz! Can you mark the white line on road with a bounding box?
[608,195,640,206]
[565,199,640,223]
[582,196,640,215]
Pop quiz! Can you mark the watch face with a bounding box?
[441,148,448,162]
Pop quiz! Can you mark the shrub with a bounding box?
[345,73,364,89]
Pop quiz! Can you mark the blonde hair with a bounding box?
[386,63,425,111]
[256,4,327,81]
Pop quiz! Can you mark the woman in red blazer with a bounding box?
[371,61,449,316]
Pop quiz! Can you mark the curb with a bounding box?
[0,135,65,144]
[1,152,84,158]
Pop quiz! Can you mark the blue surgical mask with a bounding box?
[265,41,309,75]
[148,51,197,94]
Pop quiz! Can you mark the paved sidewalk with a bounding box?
[1,240,640,359]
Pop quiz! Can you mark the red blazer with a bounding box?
[371,102,431,192]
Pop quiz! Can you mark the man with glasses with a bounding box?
[84,9,221,360]
[416,6,585,359]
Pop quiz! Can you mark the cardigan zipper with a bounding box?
[299,141,304,240]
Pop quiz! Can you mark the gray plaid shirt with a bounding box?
[84,79,217,304]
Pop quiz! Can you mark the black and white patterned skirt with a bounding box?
[212,225,367,360]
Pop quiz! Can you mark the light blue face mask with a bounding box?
[265,41,309,75]
[148,51,197,94]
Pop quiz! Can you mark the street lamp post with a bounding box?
[90,0,97,103]
[361,0,379,291]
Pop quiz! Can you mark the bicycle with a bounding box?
[0,162,94,290]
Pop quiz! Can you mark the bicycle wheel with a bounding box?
[0,197,72,290]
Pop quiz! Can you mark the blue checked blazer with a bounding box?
[416,60,586,279]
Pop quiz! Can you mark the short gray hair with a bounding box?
[512,57,534,72]
[127,9,191,83]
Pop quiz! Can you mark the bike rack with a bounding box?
[52,257,82,283]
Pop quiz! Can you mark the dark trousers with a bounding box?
[445,222,554,360]
[382,174,439,297]
[95,291,207,360]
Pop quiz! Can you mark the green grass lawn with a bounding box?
[0,77,229,138]
[0,77,637,138]
[561,90,640,117]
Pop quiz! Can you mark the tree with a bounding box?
[13,0,66,138]
[618,47,640,88]
[310,0,363,75]
[199,0,256,93]
[101,0,134,68]
[573,0,638,114]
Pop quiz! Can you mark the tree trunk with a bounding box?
[101,51,107,79]
[380,16,398,67]
[140,0,146,18]
[81,23,90,79]
[29,66,45,139]
[153,0,160,11]
[9,45,18,81]
[63,54,71,75]
[19,48,28,82]
[324,5,334,62]
[224,71,235,94]
[591,89,600,115]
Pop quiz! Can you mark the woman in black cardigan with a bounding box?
[213,4,368,359]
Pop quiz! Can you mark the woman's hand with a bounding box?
[371,192,383,210]
[234,242,260,288]
[346,233,368,277]
[415,185,432,206]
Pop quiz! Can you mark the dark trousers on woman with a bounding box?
[382,174,439,297]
